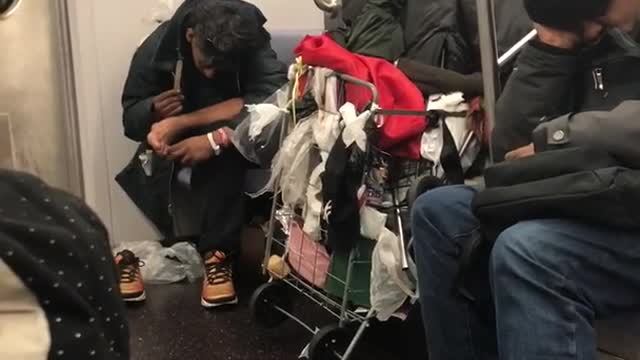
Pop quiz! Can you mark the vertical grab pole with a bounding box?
[475,0,501,163]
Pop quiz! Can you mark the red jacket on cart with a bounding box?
[295,34,426,160]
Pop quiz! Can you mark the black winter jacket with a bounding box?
[458,31,640,299]
[493,30,640,161]
[116,0,287,237]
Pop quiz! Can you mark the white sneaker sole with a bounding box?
[201,297,239,308]
[123,291,147,303]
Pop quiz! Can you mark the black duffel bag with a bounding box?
[455,147,640,301]
[472,147,640,233]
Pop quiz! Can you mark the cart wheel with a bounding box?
[250,281,292,328]
[407,175,443,209]
[308,325,351,360]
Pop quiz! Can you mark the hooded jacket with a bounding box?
[473,30,640,229]
[494,30,640,161]
[116,0,287,237]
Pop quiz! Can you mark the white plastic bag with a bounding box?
[246,103,287,141]
[230,84,290,167]
[370,228,417,321]
[302,163,325,240]
[340,103,369,152]
[115,241,203,284]
[260,117,315,202]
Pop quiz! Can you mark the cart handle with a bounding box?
[329,72,435,121]
[329,72,380,105]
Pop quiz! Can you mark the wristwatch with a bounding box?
[206,132,222,156]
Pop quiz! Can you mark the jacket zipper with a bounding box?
[592,68,605,91]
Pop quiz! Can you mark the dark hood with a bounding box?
[152,0,268,68]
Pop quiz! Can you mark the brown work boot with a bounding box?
[115,250,146,302]
[201,251,238,308]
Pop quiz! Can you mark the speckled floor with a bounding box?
[126,226,427,360]
[126,281,310,360]
[126,280,427,360]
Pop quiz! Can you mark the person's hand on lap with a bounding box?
[505,143,535,161]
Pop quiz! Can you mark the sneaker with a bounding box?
[201,251,238,308]
[115,250,146,302]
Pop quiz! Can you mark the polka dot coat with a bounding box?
[0,170,129,359]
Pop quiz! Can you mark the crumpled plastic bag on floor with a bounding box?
[114,241,203,284]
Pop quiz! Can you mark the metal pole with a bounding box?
[498,30,537,67]
[475,0,500,163]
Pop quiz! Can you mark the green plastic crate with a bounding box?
[324,238,376,307]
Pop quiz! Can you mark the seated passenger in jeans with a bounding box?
[116,0,287,307]
[412,0,640,359]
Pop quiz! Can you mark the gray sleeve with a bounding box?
[533,100,640,167]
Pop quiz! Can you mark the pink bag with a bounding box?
[287,221,331,288]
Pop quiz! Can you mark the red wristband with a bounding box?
[217,129,230,147]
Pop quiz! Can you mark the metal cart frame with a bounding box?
[250,71,434,360]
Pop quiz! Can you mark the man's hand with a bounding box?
[152,89,184,121]
[505,143,535,161]
[147,117,185,156]
[534,22,582,50]
[167,135,215,166]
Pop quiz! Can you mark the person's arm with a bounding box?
[532,100,640,167]
[121,42,173,142]
[173,97,244,130]
[492,28,581,161]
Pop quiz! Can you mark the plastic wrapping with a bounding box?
[114,241,203,284]
[261,117,316,204]
[370,228,417,321]
[230,85,290,168]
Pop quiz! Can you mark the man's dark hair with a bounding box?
[524,0,612,31]
[187,1,269,69]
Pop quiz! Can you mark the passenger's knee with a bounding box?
[411,185,476,257]
[490,222,550,284]
[411,185,473,227]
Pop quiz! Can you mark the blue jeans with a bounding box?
[411,185,640,360]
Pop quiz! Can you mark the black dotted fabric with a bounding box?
[0,169,129,359]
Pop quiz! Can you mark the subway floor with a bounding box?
[125,280,426,359]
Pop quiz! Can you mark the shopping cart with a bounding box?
[249,71,472,359]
